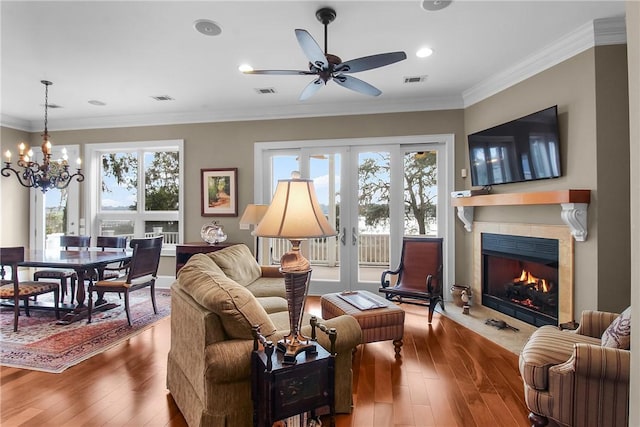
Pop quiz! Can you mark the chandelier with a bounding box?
[2,80,84,193]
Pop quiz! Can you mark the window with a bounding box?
[85,140,184,252]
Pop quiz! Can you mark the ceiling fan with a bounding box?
[243,7,407,101]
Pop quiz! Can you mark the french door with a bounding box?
[30,145,82,250]
[255,135,454,295]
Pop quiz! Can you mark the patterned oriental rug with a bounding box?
[0,290,171,373]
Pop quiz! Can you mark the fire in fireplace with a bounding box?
[482,233,559,326]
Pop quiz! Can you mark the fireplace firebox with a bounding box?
[481,233,559,326]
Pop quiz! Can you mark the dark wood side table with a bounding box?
[175,242,236,275]
[251,319,336,427]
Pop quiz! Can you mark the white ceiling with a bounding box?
[0,0,626,132]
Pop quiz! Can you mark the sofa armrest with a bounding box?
[574,310,619,339]
[260,266,282,278]
[310,314,363,354]
[204,339,254,383]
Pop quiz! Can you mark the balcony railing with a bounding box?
[269,234,391,266]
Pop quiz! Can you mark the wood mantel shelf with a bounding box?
[451,190,591,241]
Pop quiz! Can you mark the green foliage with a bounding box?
[358,151,437,234]
[145,152,179,211]
[101,151,179,211]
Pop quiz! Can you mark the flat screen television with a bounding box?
[467,105,561,187]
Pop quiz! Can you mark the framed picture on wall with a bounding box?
[201,168,238,216]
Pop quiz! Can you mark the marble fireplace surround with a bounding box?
[472,222,574,324]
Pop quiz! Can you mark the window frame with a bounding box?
[85,140,184,255]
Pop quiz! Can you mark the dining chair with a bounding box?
[1,247,60,332]
[87,236,163,326]
[33,235,91,303]
[93,236,128,281]
[379,237,444,323]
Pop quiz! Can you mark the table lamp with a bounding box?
[253,172,337,364]
[239,204,269,261]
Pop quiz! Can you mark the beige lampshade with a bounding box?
[253,178,337,239]
[239,204,269,226]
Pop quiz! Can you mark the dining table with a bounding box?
[18,248,132,324]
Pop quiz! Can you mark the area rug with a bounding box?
[0,289,171,373]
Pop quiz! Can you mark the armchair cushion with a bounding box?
[208,244,261,286]
[601,306,631,349]
[179,266,276,340]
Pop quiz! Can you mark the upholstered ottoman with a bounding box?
[321,290,405,355]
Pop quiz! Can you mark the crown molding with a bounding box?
[0,114,31,132]
[463,16,627,108]
[2,95,463,132]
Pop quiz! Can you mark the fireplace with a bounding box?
[481,233,559,326]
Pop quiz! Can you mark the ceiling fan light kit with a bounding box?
[243,7,407,101]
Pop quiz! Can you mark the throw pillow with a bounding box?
[208,244,262,286]
[601,306,631,350]
[180,267,276,339]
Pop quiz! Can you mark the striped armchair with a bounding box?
[519,310,630,427]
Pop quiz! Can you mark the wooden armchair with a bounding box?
[1,247,60,331]
[379,237,444,323]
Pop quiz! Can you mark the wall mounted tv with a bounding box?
[467,105,561,187]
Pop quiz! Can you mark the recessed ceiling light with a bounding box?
[416,47,434,58]
[421,0,452,11]
[239,64,254,73]
[194,19,222,36]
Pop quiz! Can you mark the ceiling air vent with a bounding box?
[255,88,277,95]
[151,95,174,101]
[403,75,427,84]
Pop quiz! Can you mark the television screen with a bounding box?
[467,106,561,187]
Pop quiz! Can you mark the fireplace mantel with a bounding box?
[451,190,591,241]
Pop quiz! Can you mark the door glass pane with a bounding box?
[404,150,438,236]
[44,188,68,250]
[267,155,299,265]
[100,152,138,211]
[357,151,390,282]
[309,153,341,281]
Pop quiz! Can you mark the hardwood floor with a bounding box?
[0,296,531,427]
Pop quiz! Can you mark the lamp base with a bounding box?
[277,339,317,364]
[278,268,314,364]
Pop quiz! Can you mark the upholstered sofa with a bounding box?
[166,244,363,427]
[519,309,631,427]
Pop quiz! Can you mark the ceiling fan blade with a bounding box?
[335,51,407,74]
[299,78,324,101]
[243,69,317,76]
[295,29,328,70]
[334,75,382,96]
